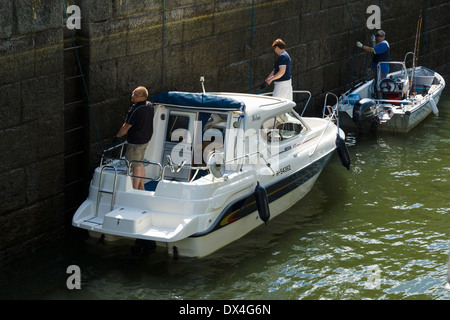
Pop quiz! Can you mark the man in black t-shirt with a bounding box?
[115,86,154,190]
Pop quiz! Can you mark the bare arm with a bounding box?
[116,123,132,138]
[266,66,286,84]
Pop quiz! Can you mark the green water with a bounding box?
[1,86,449,301]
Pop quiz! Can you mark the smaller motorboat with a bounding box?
[72,88,350,258]
[337,52,446,133]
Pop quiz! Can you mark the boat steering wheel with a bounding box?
[267,130,284,142]
[379,78,396,93]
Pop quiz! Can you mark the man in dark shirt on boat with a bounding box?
[114,86,154,190]
[357,30,390,98]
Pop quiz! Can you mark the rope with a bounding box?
[345,0,359,87]
[162,0,166,91]
[62,0,103,151]
[345,0,382,86]
[249,0,255,93]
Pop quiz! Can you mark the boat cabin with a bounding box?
[108,91,309,189]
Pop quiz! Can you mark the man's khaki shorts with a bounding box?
[126,142,148,168]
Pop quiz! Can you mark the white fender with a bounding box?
[430,97,439,116]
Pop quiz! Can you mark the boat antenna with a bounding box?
[200,76,206,94]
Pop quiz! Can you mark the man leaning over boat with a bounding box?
[356,30,390,98]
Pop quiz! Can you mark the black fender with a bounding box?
[336,135,351,170]
[254,182,270,224]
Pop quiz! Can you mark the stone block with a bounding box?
[0,83,21,130]
[327,5,346,35]
[88,98,127,141]
[182,14,214,43]
[299,13,317,44]
[0,0,13,39]
[116,50,163,95]
[0,121,39,173]
[0,39,35,85]
[302,66,324,96]
[0,195,64,253]
[126,23,163,56]
[211,0,251,13]
[35,45,64,77]
[37,112,64,158]
[321,0,346,10]
[282,16,301,47]
[14,0,62,34]
[252,1,284,27]
[306,40,321,70]
[213,6,252,35]
[323,62,340,93]
[21,74,64,123]
[218,60,250,92]
[287,44,307,75]
[25,156,64,204]
[0,168,26,215]
[80,0,112,23]
[87,60,117,104]
[85,19,128,62]
[112,0,160,17]
[165,43,195,91]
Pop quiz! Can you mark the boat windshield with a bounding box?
[261,111,306,142]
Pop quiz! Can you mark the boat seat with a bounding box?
[204,114,225,130]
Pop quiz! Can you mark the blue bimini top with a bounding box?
[152,92,244,112]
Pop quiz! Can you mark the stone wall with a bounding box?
[0,0,65,266]
[0,0,449,265]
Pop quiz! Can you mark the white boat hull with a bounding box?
[74,149,334,258]
[338,65,446,134]
[72,91,347,258]
[167,154,331,258]
[376,88,443,133]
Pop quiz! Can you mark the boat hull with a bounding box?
[79,150,334,258]
[338,65,445,134]
[339,88,443,134]
[377,89,443,133]
[166,152,333,258]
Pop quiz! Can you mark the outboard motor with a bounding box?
[352,98,378,132]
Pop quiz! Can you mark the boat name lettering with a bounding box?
[275,165,291,176]
[252,114,261,121]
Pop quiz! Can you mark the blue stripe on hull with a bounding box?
[191,151,334,237]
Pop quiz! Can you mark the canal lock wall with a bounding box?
[0,0,449,266]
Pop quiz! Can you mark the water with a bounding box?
[1,84,449,301]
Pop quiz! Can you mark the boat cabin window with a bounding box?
[262,111,306,143]
[166,115,190,142]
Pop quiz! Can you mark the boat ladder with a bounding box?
[95,165,118,215]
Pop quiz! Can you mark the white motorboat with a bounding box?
[337,52,446,133]
[72,90,350,258]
